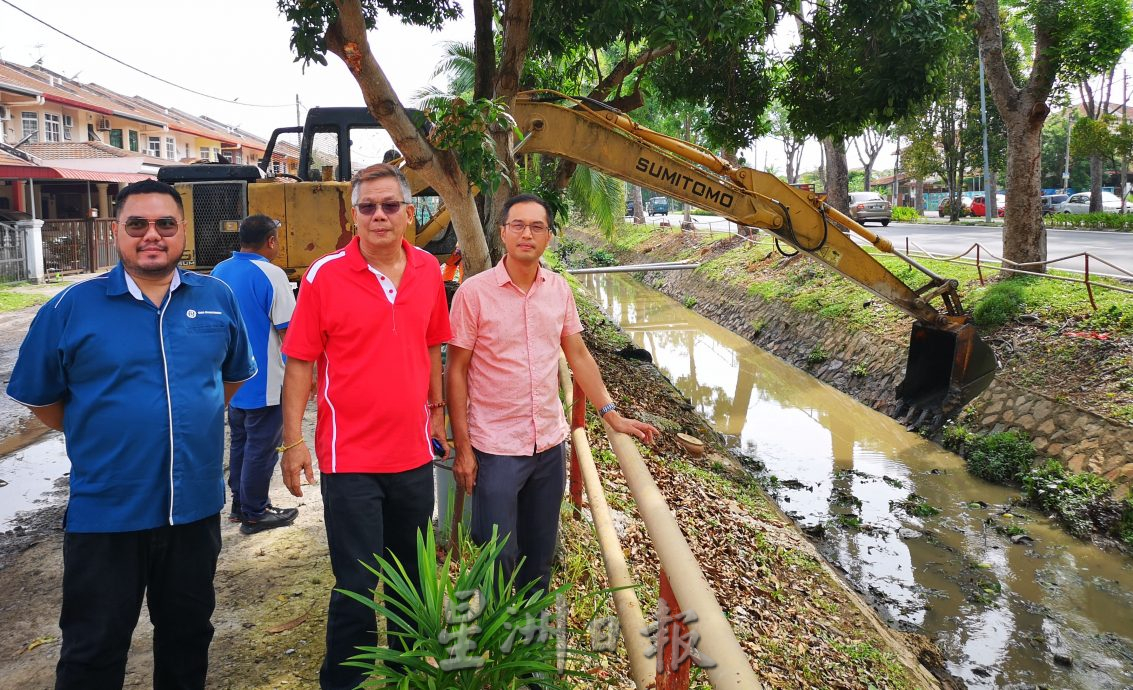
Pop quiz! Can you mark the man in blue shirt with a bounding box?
[6,179,256,689]
[211,214,299,534]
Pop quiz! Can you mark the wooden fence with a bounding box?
[41,218,118,275]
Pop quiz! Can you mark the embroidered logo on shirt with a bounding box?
[186,309,223,319]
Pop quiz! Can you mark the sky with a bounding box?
[0,0,474,147]
[2,0,1129,183]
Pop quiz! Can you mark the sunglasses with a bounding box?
[120,216,181,238]
[354,201,410,216]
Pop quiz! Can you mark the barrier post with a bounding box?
[569,380,586,517]
[656,568,693,689]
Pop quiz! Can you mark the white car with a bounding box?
[1055,191,1126,214]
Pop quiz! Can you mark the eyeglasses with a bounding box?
[354,201,410,216]
[120,216,181,238]
[503,220,550,235]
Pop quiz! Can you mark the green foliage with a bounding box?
[960,430,1037,485]
[682,295,698,309]
[1041,111,1092,189]
[278,0,462,66]
[1070,115,1117,159]
[1039,0,1133,86]
[587,248,616,267]
[1119,496,1133,546]
[806,346,829,366]
[427,97,518,197]
[780,0,963,139]
[941,423,976,454]
[971,280,1026,329]
[850,363,869,377]
[339,528,587,688]
[891,206,919,222]
[1022,460,1114,538]
[1045,212,1133,231]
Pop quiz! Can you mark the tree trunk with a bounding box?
[632,186,645,224]
[472,0,495,100]
[915,178,925,213]
[863,161,873,191]
[823,137,850,214]
[1089,154,1103,212]
[974,0,1056,274]
[326,0,490,274]
[1001,118,1047,271]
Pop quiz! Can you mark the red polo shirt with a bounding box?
[283,237,450,473]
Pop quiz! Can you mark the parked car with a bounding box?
[937,196,973,217]
[970,194,1005,218]
[646,197,669,215]
[1041,194,1069,216]
[1055,191,1126,214]
[847,191,892,226]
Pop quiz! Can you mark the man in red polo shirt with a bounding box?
[279,163,450,690]
[447,193,658,598]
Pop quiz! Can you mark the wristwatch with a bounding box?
[598,401,617,417]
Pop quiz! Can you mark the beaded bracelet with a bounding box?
[427,401,446,410]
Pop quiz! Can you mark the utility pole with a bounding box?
[1122,70,1129,213]
[979,56,993,221]
[296,94,301,129]
[1063,106,1072,193]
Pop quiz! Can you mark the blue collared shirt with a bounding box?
[211,251,295,409]
[6,264,257,533]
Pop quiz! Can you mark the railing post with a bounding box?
[85,218,97,273]
[1084,254,1097,311]
[976,244,984,285]
[569,380,586,517]
[656,568,693,690]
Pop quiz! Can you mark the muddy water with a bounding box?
[0,433,68,530]
[581,273,1133,690]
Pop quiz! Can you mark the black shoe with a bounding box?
[227,498,242,523]
[239,505,299,535]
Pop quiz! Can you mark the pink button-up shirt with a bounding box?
[449,259,583,455]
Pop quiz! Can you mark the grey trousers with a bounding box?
[471,442,566,594]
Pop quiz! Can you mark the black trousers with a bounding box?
[319,464,435,690]
[470,443,566,595]
[55,515,222,690]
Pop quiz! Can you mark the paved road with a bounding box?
[631,214,1133,278]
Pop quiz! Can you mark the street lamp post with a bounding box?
[979,56,993,221]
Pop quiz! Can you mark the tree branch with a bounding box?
[473,0,495,100]
[973,0,1022,120]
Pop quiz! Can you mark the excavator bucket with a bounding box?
[896,323,997,417]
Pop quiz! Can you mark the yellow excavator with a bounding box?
[157,91,996,418]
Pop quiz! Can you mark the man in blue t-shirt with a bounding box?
[6,179,256,689]
[211,214,299,534]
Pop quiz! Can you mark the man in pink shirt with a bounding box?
[447,193,658,595]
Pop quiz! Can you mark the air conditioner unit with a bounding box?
[96,117,111,131]
[0,106,10,121]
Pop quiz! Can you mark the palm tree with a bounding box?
[418,41,626,235]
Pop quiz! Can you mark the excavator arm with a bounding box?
[511,92,996,418]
